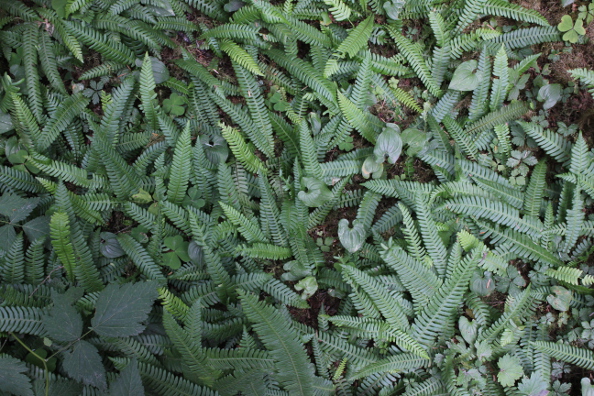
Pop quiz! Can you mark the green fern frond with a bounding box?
[412,248,480,347]
[63,20,136,64]
[220,39,263,76]
[570,68,594,95]
[221,123,267,174]
[117,234,165,281]
[517,121,572,164]
[465,101,528,135]
[336,15,374,58]
[167,122,192,205]
[342,266,410,330]
[239,290,316,396]
[349,354,430,381]
[484,0,549,25]
[531,341,594,370]
[0,306,46,335]
[238,243,292,260]
[388,27,442,97]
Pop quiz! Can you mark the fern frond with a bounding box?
[531,341,594,370]
[412,248,480,347]
[465,101,528,135]
[0,306,46,335]
[336,15,374,58]
[570,68,594,95]
[484,0,549,25]
[517,121,572,164]
[239,290,316,396]
[167,122,192,205]
[349,354,430,381]
[117,234,165,281]
[387,27,441,97]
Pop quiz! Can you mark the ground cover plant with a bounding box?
[1,0,594,395]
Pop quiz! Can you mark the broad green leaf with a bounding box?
[22,216,49,242]
[109,359,144,396]
[547,286,572,311]
[100,232,125,259]
[459,317,478,344]
[91,281,158,337]
[558,15,574,31]
[162,251,182,269]
[224,0,246,12]
[0,110,13,134]
[449,60,480,91]
[383,0,406,20]
[498,354,523,387]
[537,84,562,109]
[0,225,17,250]
[402,128,427,156]
[517,373,548,396]
[298,177,333,207]
[361,155,383,179]
[374,124,403,164]
[43,291,83,343]
[338,219,366,253]
[131,189,152,204]
[0,356,34,396]
[62,340,106,390]
[164,235,190,262]
[294,276,318,300]
[0,194,39,223]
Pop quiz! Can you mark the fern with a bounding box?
[531,341,594,370]
[336,15,374,58]
[239,290,317,396]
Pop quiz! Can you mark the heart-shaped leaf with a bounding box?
[374,124,402,164]
[298,177,333,207]
[164,235,190,262]
[282,260,311,281]
[547,286,572,311]
[100,232,125,259]
[459,316,478,344]
[558,15,574,31]
[294,276,318,300]
[361,155,384,179]
[338,219,366,253]
[470,270,496,296]
[383,0,405,20]
[401,128,427,156]
[449,60,481,91]
[201,135,229,166]
[537,84,562,110]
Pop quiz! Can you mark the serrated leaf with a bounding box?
[0,356,34,396]
[62,340,106,390]
[109,359,144,396]
[91,281,158,337]
[22,216,49,242]
[0,194,39,223]
[498,354,523,387]
[43,291,83,343]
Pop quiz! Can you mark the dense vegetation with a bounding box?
[1,0,594,395]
